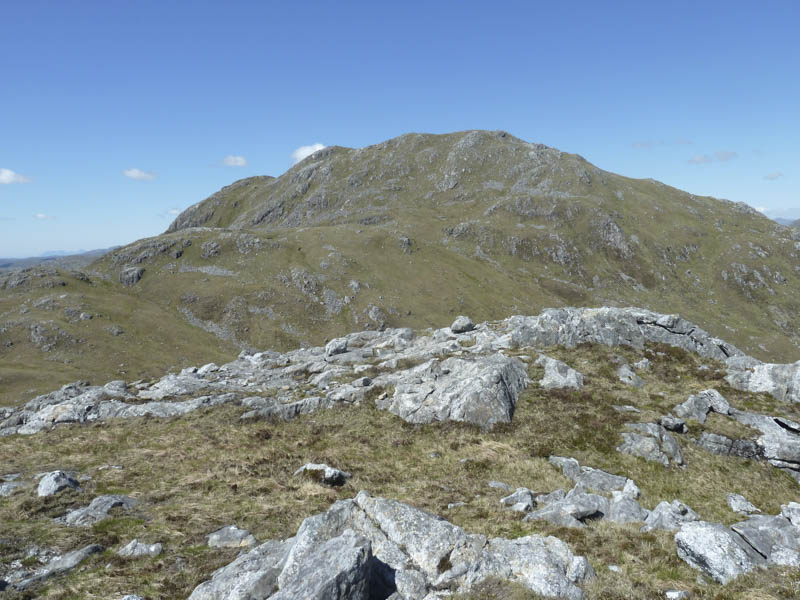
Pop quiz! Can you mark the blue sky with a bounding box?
[1,1,798,257]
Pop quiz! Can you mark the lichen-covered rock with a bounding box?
[505,307,743,361]
[37,471,80,497]
[188,539,293,600]
[450,315,475,334]
[119,267,144,286]
[376,353,528,428]
[617,364,644,387]
[207,526,257,549]
[61,495,136,527]
[726,493,760,515]
[117,539,162,557]
[617,423,683,467]
[11,544,104,590]
[675,522,765,584]
[642,500,700,532]
[189,491,594,599]
[673,389,729,424]
[725,358,800,404]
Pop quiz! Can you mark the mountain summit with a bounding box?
[2,130,799,403]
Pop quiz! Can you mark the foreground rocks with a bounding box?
[4,307,800,437]
[675,502,800,582]
[189,491,595,600]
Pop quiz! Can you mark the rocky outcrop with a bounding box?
[59,495,136,527]
[9,544,103,590]
[675,502,800,582]
[375,353,528,428]
[730,411,800,481]
[673,389,730,424]
[617,423,684,467]
[117,539,162,558]
[4,307,800,439]
[676,522,765,584]
[505,307,743,362]
[189,491,594,600]
[725,357,800,404]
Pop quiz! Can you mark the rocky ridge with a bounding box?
[2,306,800,597]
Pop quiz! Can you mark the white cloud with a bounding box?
[123,168,155,181]
[34,213,48,219]
[223,155,247,167]
[167,208,181,215]
[764,172,784,181]
[0,168,32,184]
[688,151,738,165]
[755,206,768,213]
[714,151,738,162]
[291,143,326,165]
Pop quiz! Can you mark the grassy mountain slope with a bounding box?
[2,130,800,405]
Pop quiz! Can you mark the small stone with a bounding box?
[488,480,512,492]
[208,526,257,549]
[450,315,475,334]
[447,502,466,510]
[37,471,80,497]
[659,415,688,434]
[612,404,640,413]
[608,565,621,573]
[324,338,348,357]
[294,463,352,486]
[117,539,163,557]
[500,488,535,512]
[617,364,645,387]
[726,493,760,515]
[665,591,690,600]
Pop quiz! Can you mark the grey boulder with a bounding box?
[675,522,765,584]
[208,525,257,549]
[726,493,760,515]
[117,539,162,557]
[725,359,800,404]
[188,539,293,600]
[642,500,699,532]
[617,364,644,388]
[450,315,475,334]
[535,355,584,390]
[61,495,136,527]
[270,529,372,600]
[673,389,729,424]
[376,353,528,428]
[12,544,104,590]
[37,470,80,497]
[617,423,683,467]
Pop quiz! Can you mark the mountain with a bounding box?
[2,130,800,406]
[773,217,796,227]
[2,131,800,599]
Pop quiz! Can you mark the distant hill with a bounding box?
[2,130,800,405]
[0,247,114,273]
